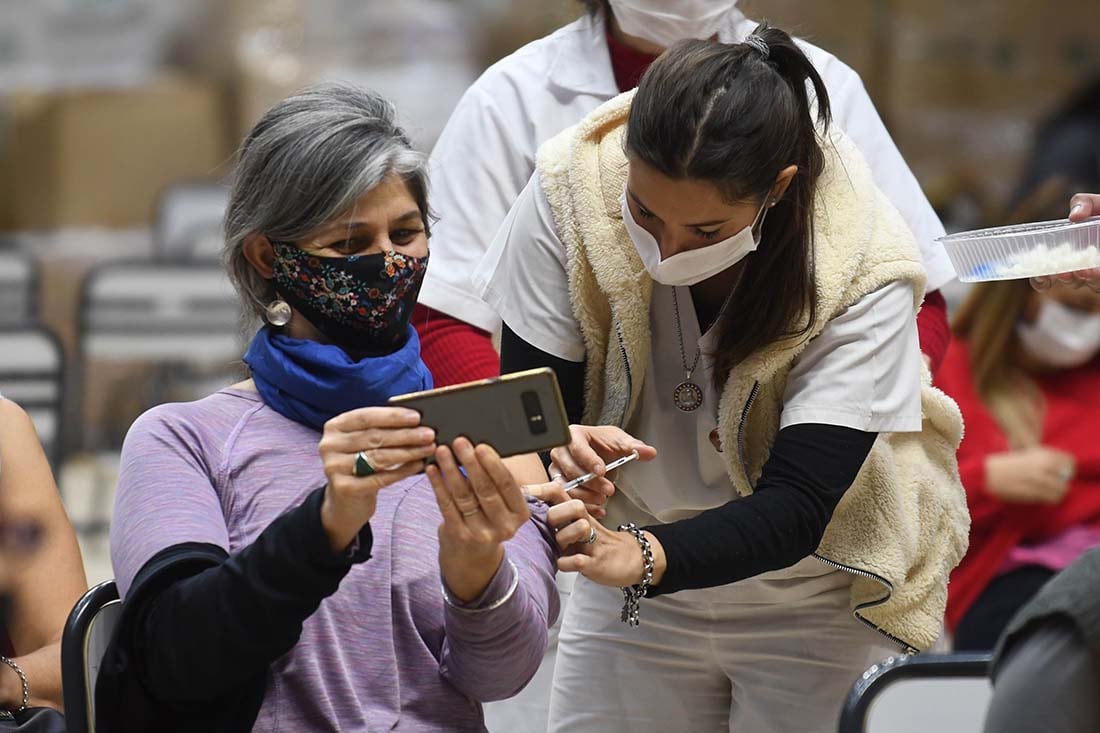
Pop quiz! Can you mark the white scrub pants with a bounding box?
[483,575,574,732]
[547,558,898,733]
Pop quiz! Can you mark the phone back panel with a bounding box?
[389,368,570,458]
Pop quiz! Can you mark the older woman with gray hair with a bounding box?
[96,84,560,732]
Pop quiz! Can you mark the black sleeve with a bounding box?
[131,485,372,706]
[644,423,877,596]
[501,323,586,426]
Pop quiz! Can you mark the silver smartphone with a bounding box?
[388,367,571,459]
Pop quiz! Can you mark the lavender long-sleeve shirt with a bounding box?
[111,388,559,732]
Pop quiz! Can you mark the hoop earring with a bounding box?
[264,298,292,326]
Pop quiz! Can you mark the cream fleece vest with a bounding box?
[536,91,970,652]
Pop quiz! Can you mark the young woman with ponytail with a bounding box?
[480,25,969,732]
[417,0,953,392]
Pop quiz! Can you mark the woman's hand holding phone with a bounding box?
[427,437,532,602]
[318,406,437,554]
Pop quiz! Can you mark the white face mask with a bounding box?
[621,190,766,286]
[1017,299,1100,369]
[607,0,739,48]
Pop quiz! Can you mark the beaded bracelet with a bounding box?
[0,655,28,716]
[617,523,654,627]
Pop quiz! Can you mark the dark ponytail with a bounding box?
[626,22,831,390]
[578,0,608,17]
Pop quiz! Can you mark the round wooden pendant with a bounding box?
[673,381,704,412]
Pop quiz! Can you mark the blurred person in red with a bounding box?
[973,189,1100,730]
[0,396,88,721]
[937,179,1100,651]
[415,0,953,395]
[936,275,1100,649]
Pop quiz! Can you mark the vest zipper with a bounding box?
[614,322,633,426]
[735,381,761,490]
[811,554,917,654]
[736,380,917,654]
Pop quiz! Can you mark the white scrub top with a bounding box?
[422,9,954,333]
[475,173,923,523]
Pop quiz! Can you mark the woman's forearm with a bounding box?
[645,424,878,595]
[439,541,505,603]
[440,522,560,702]
[133,487,372,706]
[1,640,62,711]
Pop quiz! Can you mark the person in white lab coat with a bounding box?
[413,0,954,391]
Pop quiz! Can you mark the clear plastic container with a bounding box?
[937,216,1100,282]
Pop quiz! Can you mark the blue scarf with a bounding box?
[243,325,433,431]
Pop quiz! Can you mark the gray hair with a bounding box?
[224,83,430,326]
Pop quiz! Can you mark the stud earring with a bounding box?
[265,298,292,326]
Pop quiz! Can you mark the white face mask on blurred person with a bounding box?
[1017,299,1100,369]
[607,0,739,48]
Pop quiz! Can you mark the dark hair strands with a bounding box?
[626,23,832,390]
[579,0,608,17]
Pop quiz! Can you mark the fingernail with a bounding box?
[1071,203,1084,218]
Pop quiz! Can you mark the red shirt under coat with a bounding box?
[934,338,1100,629]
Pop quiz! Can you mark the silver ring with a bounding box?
[583,526,598,545]
[550,472,564,483]
[462,508,480,517]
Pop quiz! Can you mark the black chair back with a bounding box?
[61,581,121,733]
[837,652,992,733]
[0,325,66,466]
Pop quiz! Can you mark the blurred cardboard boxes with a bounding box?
[739,0,887,98]
[884,0,1100,201]
[743,0,1100,208]
[0,76,229,230]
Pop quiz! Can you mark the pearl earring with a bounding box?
[265,298,292,326]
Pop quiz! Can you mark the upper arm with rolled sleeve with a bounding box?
[420,86,538,332]
[473,171,586,363]
[826,64,955,292]
[781,280,922,433]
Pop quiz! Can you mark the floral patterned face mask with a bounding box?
[270,241,429,355]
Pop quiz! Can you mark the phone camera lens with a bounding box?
[521,390,548,435]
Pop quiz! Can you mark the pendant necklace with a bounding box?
[670,287,704,412]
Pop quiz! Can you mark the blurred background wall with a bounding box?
[3,0,1098,233]
[0,0,1098,583]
